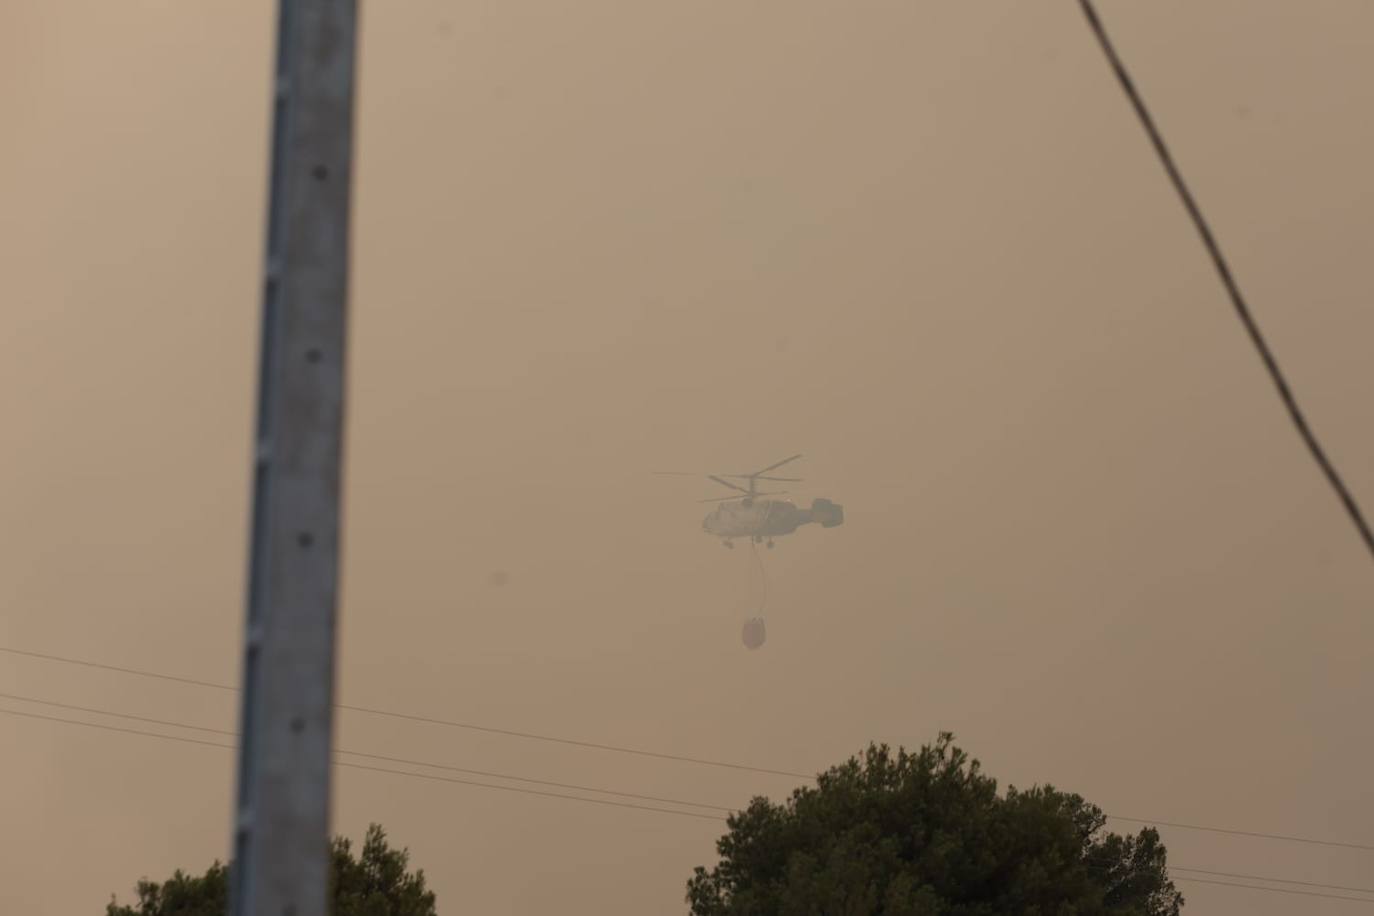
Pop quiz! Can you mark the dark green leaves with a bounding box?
[106,824,436,916]
[687,734,1183,916]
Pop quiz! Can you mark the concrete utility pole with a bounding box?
[230,3,359,916]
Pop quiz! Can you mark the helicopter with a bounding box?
[657,454,844,549]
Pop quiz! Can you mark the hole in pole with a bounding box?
[311,164,328,180]
[305,347,322,364]
[297,531,314,548]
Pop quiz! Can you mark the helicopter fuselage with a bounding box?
[702,497,843,542]
[703,499,806,539]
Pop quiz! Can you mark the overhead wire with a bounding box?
[0,707,725,822]
[1106,814,1374,853]
[2,661,1372,853]
[1170,865,1374,897]
[1082,863,1374,904]
[0,644,809,779]
[4,700,1373,902]
[1076,0,1374,561]
[0,692,735,813]
[1173,875,1374,906]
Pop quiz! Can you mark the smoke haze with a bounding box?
[2,2,1372,913]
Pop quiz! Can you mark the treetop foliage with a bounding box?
[106,824,436,916]
[687,733,1183,916]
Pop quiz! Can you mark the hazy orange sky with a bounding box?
[2,2,1372,913]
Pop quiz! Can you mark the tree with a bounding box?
[687,734,1183,916]
[106,824,436,916]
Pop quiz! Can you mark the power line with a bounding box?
[6,702,1372,902]
[1107,815,1374,854]
[0,706,724,822]
[3,706,231,752]
[1172,865,1374,897]
[1077,0,1374,561]
[0,645,808,779]
[338,760,724,823]
[0,692,735,813]
[6,643,1374,853]
[0,645,239,693]
[335,698,808,779]
[1085,861,1374,900]
[1174,875,1374,905]
[1084,861,1374,902]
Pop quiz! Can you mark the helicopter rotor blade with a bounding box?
[750,454,803,477]
[699,491,788,503]
[707,475,752,494]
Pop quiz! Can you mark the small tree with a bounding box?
[107,824,436,916]
[688,734,1183,915]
